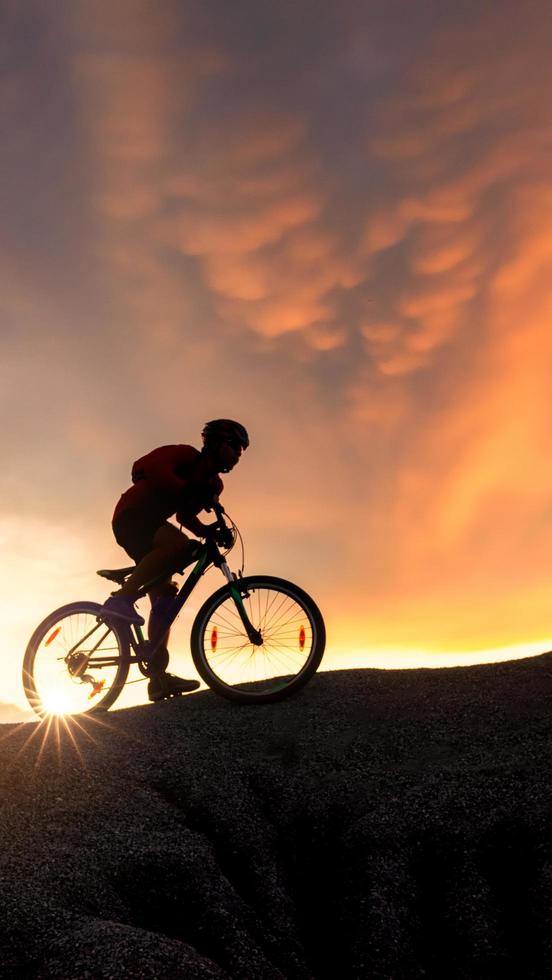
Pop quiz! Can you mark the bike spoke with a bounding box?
[200,584,317,695]
[27,607,128,716]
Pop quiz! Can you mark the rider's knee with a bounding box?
[154,525,190,559]
[152,580,178,599]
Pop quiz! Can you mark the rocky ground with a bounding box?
[1,656,552,978]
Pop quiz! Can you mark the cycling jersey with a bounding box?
[112,445,224,538]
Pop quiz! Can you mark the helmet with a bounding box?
[201,419,250,450]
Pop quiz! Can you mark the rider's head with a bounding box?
[201,419,249,472]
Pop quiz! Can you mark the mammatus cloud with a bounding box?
[2,0,552,714]
[65,0,552,383]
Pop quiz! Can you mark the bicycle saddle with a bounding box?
[96,566,136,585]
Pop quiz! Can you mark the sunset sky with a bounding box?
[3,0,552,715]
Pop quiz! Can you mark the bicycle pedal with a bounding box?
[149,691,184,703]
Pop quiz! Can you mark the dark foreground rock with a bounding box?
[1,657,552,979]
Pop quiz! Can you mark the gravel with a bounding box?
[1,656,552,978]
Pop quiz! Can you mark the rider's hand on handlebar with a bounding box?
[201,522,217,537]
[216,527,234,549]
[208,497,225,517]
[202,523,233,549]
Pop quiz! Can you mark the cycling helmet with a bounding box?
[201,419,250,450]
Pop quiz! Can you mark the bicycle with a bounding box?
[22,504,326,717]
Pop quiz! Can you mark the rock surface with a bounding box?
[1,657,552,978]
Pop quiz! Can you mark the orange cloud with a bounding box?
[7,0,552,694]
[306,323,348,351]
[166,192,322,257]
[410,222,482,276]
[360,322,401,344]
[202,111,306,168]
[388,185,552,597]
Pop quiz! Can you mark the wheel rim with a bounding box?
[200,583,317,695]
[26,609,126,716]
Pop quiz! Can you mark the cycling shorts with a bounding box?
[112,509,170,563]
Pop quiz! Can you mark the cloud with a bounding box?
[3,0,552,695]
[410,222,482,277]
[204,221,363,338]
[68,14,360,346]
[166,190,322,258]
[385,182,552,593]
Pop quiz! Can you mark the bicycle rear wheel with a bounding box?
[23,601,130,717]
[190,575,325,703]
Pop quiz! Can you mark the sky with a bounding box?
[2,0,552,715]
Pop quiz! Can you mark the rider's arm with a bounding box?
[177,494,222,536]
[174,459,223,537]
[177,511,213,537]
[177,484,223,538]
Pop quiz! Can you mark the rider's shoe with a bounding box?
[148,672,200,702]
[99,594,145,626]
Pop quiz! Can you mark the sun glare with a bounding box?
[39,688,75,716]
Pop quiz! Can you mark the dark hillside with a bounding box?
[2,656,552,978]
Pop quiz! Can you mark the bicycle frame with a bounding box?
[24,500,325,717]
[126,532,261,666]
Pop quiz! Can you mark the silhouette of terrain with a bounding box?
[2,655,552,978]
[0,702,33,724]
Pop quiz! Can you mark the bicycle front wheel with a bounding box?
[23,601,130,718]
[190,575,325,703]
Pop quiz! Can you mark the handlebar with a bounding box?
[212,501,226,522]
[204,500,240,562]
[205,501,234,550]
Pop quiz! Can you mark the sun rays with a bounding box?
[0,706,144,779]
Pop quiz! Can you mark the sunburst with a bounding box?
[0,702,141,777]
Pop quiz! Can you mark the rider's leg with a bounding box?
[146,576,201,696]
[118,525,192,598]
[147,578,178,675]
[136,530,200,695]
[101,523,192,627]
[107,518,200,697]
[146,573,201,697]
[146,576,199,693]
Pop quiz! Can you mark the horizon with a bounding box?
[4,639,552,721]
[3,1,552,713]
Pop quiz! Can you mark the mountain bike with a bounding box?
[22,504,326,718]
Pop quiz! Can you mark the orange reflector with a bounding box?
[299,626,306,651]
[88,680,106,700]
[211,627,218,652]
[45,627,62,647]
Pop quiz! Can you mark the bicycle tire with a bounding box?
[190,575,325,703]
[23,601,130,718]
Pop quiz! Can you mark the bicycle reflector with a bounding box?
[88,680,106,700]
[45,627,62,646]
[211,627,218,652]
[299,626,306,651]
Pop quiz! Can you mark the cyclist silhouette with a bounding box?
[100,419,249,701]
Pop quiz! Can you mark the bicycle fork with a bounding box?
[220,562,263,645]
[129,561,263,670]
